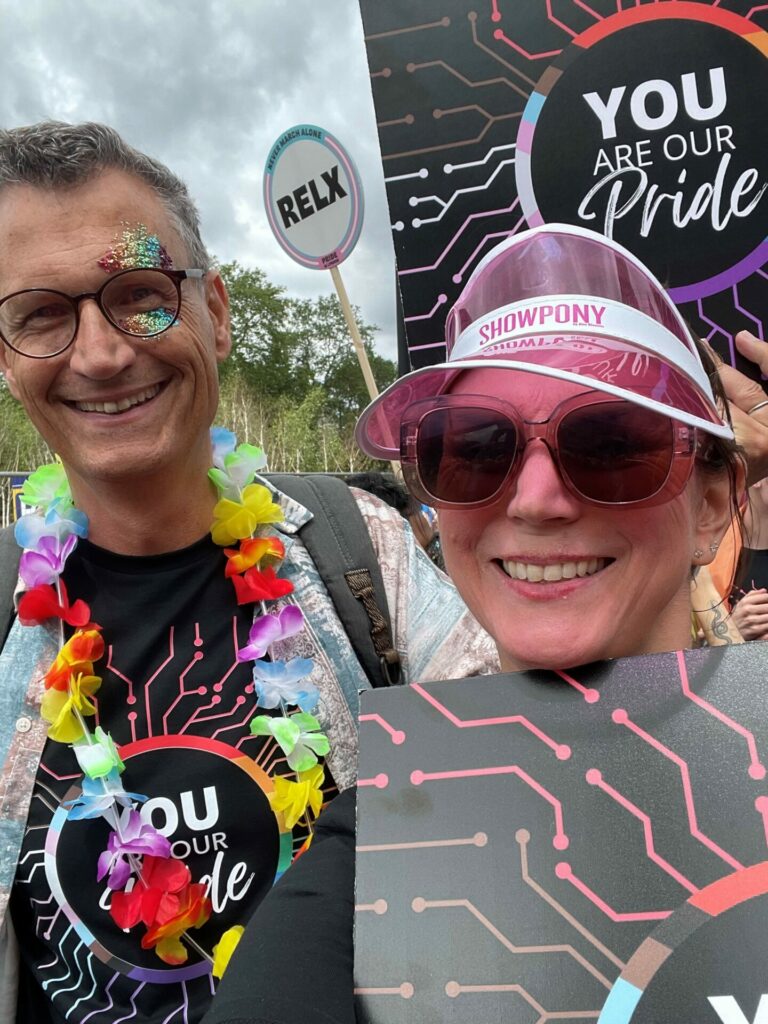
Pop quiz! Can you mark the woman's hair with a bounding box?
[692,336,746,591]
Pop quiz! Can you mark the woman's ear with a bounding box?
[693,460,745,565]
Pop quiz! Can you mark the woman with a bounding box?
[730,478,768,639]
[204,224,746,1024]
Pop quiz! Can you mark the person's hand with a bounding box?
[729,588,768,641]
[716,330,768,485]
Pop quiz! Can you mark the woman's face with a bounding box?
[437,369,730,672]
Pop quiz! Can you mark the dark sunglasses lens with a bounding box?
[559,403,674,503]
[417,407,518,504]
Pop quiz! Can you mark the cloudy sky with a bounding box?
[0,0,398,356]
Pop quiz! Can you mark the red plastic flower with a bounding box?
[18,579,92,628]
[224,536,285,577]
[110,855,190,931]
[44,628,104,691]
[231,565,294,605]
[141,882,212,965]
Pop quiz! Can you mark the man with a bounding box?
[0,122,498,1023]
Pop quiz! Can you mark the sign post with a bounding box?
[263,124,379,405]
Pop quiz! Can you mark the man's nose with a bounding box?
[67,298,138,378]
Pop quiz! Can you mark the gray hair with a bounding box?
[0,121,211,269]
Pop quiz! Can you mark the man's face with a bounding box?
[0,169,231,492]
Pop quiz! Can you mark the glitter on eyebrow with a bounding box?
[98,223,174,274]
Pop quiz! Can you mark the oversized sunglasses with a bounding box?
[400,391,699,510]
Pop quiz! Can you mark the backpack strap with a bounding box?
[264,474,401,689]
[0,523,20,651]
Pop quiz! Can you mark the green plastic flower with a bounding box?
[250,712,330,772]
[208,443,268,500]
[74,727,125,779]
[19,462,71,512]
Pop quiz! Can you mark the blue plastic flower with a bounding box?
[65,769,146,821]
[252,657,318,712]
[210,426,237,469]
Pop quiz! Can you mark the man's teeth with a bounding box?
[502,558,607,582]
[74,384,161,414]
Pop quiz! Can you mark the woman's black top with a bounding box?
[202,788,356,1024]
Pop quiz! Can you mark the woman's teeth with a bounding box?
[74,384,161,414]
[502,558,607,582]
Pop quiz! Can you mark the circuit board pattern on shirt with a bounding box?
[12,537,335,1024]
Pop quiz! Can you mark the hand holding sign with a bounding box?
[718,330,768,485]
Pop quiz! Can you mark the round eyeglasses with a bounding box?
[0,267,206,359]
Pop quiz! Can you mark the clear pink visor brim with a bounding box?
[355,343,728,461]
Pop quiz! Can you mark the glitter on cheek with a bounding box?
[117,309,181,335]
[98,223,174,274]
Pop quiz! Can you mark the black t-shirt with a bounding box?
[11,536,328,1024]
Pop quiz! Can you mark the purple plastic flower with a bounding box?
[237,605,304,662]
[15,503,88,552]
[19,533,78,587]
[97,808,172,890]
[252,657,318,712]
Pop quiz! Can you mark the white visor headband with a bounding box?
[452,293,713,401]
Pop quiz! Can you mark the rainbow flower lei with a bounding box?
[14,427,329,978]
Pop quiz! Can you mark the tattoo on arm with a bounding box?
[709,602,733,644]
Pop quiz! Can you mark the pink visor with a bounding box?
[357,224,732,461]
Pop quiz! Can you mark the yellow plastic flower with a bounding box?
[212,925,245,979]
[210,484,283,546]
[269,764,325,830]
[41,672,102,743]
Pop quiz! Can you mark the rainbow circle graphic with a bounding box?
[598,860,768,1023]
[45,734,292,983]
[515,3,768,301]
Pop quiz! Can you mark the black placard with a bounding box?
[358,1,767,374]
[355,643,768,1023]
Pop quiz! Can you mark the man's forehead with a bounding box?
[0,171,181,283]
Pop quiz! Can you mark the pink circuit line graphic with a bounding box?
[411,896,613,988]
[676,650,766,780]
[358,832,487,853]
[359,713,406,744]
[353,983,415,999]
[555,861,671,922]
[585,768,698,893]
[411,763,569,850]
[398,198,521,276]
[443,980,600,1021]
[411,680,571,758]
[554,669,600,704]
[516,827,626,970]
[611,707,745,871]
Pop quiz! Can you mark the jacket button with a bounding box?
[15,716,32,733]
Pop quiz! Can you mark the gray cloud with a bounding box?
[0,0,397,359]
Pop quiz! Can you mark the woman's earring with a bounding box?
[710,542,720,554]
[693,548,704,559]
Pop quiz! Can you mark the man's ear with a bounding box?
[694,460,745,565]
[205,271,231,363]
[0,348,20,401]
